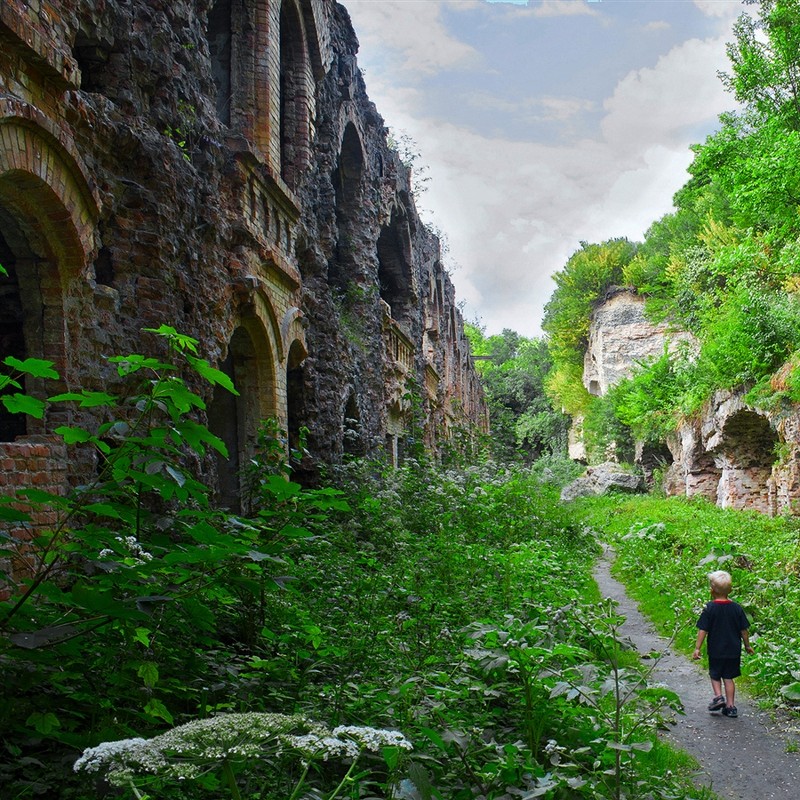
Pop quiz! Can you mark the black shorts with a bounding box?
[708,657,741,680]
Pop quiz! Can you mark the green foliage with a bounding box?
[0,335,717,800]
[465,324,569,463]
[543,238,637,366]
[544,1,800,451]
[571,493,800,707]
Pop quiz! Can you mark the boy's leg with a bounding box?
[723,678,735,708]
[711,678,722,697]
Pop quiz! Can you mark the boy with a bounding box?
[693,569,754,718]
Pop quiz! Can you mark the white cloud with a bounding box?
[341,0,740,336]
[601,35,732,151]
[465,91,595,122]
[693,0,743,20]
[517,0,600,18]
[345,1,480,75]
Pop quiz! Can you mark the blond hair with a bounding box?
[708,570,732,597]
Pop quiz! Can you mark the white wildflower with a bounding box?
[332,725,413,752]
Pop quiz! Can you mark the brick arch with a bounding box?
[0,117,99,435]
[716,410,778,513]
[208,313,280,510]
[0,103,99,264]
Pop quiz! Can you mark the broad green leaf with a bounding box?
[143,698,174,724]
[780,681,800,701]
[144,325,199,354]
[0,506,31,523]
[133,627,152,647]
[26,712,61,734]
[49,390,117,408]
[418,727,447,752]
[138,662,159,688]
[172,420,228,457]
[54,426,93,444]
[2,394,46,418]
[187,355,238,394]
[4,356,59,379]
[155,378,205,413]
[107,354,174,376]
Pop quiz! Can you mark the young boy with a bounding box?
[693,570,754,718]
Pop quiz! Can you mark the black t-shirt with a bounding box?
[697,599,750,658]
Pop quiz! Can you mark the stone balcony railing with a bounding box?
[382,305,414,373]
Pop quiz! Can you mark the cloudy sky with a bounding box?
[343,0,746,336]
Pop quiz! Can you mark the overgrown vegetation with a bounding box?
[542,0,800,457]
[0,331,711,799]
[465,324,571,464]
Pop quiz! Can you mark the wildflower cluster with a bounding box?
[98,535,153,565]
[74,712,412,788]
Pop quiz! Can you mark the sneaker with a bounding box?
[707,695,726,711]
[722,705,738,718]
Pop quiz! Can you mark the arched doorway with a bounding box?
[330,123,364,292]
[0,226,27,441]
[207,323,277,510]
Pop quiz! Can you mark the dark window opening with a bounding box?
[0,230,27,441]
[72,33,111,94]
[207,350,241,510]
[330,124,364,293]
[377,215,413,323]
[343,393,363,457]
[94,246,115,287]
[286,340,311,484]
[207,0,233,125]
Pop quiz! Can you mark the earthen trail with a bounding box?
[593,547,800,800]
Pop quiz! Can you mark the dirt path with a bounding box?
[593,546,800,800]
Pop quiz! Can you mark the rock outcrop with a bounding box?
[583,287,696,397]
[560,462,643,502]
[578,287,800,516]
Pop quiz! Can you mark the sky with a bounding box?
[342,0,747,337]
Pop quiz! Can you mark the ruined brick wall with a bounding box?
[0,0,487,503]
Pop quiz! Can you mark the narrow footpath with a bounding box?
[593,547,800,800]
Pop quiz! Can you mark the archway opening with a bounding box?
[279,0,308,188]
[286,339,310,483]
[208,325,276,510]
[377,211,413,324]
[343,392,363,457]
[717,410,778,512]
[0,228,26,441]
[330,123,364,293]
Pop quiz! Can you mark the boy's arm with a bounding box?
[693,629,707,660]
[741,628,754,655]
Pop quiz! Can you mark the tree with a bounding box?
[465,324,569,463]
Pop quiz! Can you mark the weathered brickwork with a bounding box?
[0,0,487,505]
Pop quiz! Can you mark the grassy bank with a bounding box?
[570,493,800,707]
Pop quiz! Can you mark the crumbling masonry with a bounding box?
[0,0,489,502]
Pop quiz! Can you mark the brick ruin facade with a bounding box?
[0,0,489,503]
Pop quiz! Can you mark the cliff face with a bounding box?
[582,288,695,397]
[0,0,488,501]
[579,288,800,515]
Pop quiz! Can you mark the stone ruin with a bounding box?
[576,287,800,515]
[0,0,489,506]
